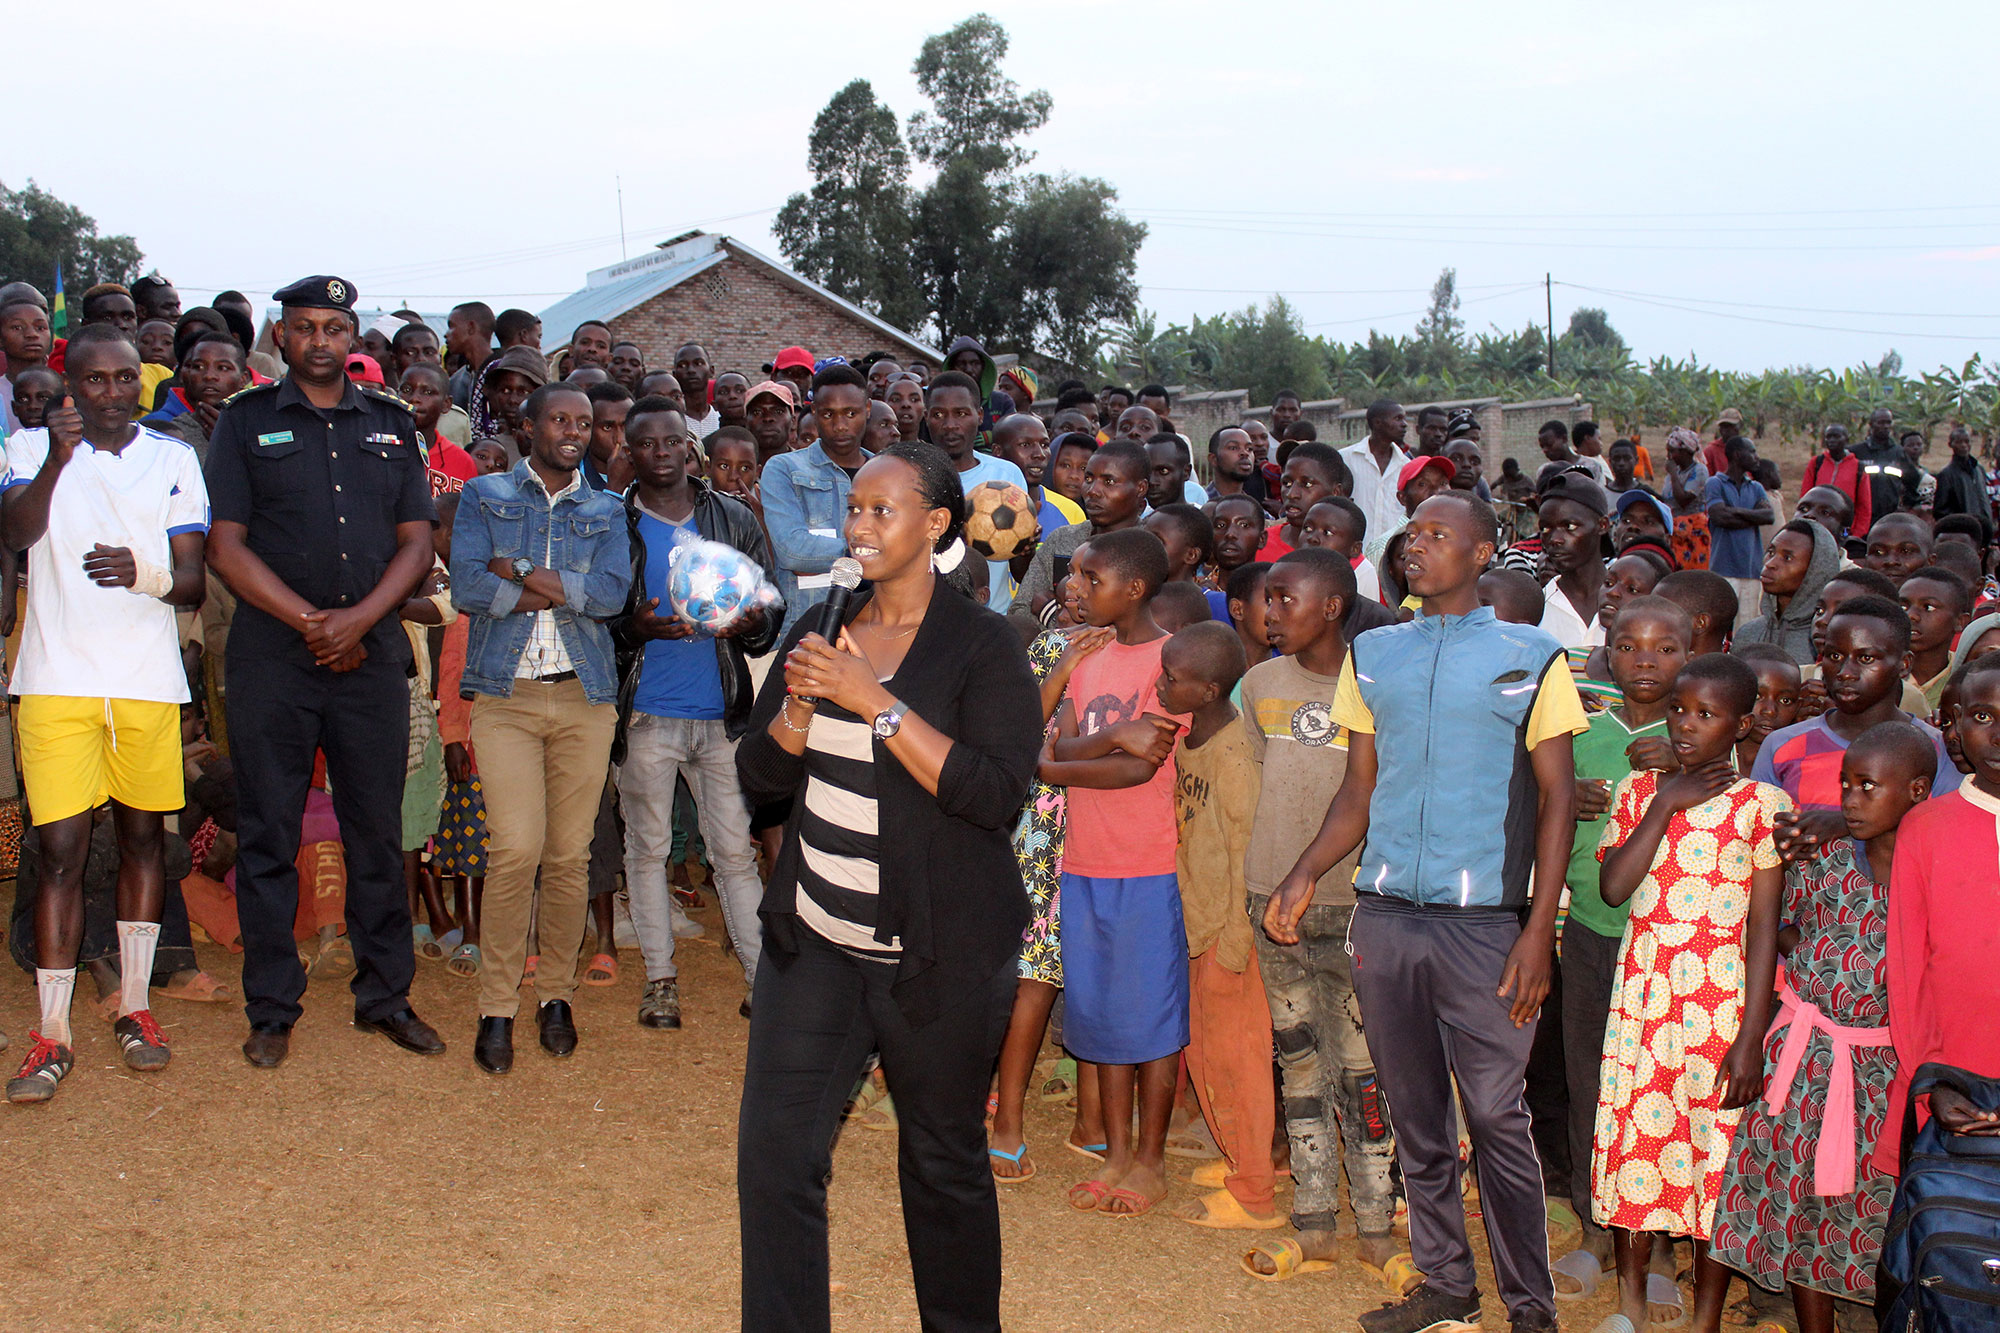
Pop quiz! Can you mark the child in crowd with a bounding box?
[705,427,762,516]
[1595,653,1791,1333]
[1736,519,1841,665]
[1477,566,1546,625]
[1237,549,1405,1284]
[1259,441,1348,560]
[1879,650,2000,1176]
[1224,561,1273,687]
[1654,569,1737,657]
[988,576,1110,1183]
[468,437,511,476]
[1039,528,1189,1217]
[1299,496,1380,602]
[399,363,478,493]
[10,367,62,431]
[1897,566,1972,710]
[431,492,485,979]
[1536,470,1614,651]
[1576,550,1674,708]
[1143,502,1213,587]
[1156,621,1279,1231]
[1152,581,1211,631]
[1796,568,1929,717]
[1755,599,1960,863]
[1862,512,1932,585]
[1551,597,1689,1307]
[1730,642,1803,774]
[1711,721,1933,1333]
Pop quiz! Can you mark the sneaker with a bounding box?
[638,978,682,1030]
[6,1033,75,1104]
[1357,1283,1483,1333]
[114,1010,172,1072]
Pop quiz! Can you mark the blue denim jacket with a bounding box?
[761,442,868,632]
[449,460,633,704]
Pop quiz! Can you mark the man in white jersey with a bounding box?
[1,326,208,1104]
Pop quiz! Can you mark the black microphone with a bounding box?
[797,556,864,705]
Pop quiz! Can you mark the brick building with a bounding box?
[536,231,940,380]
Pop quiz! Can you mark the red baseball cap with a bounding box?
[772,346,814,374]
[1397,455,1455,490]
[345,352,386,386]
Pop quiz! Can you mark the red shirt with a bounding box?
[1256,522,1294,561]
[1800,450,1872,538]
[425,436,479,495]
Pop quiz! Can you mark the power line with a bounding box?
[1557,281,2000,342]
[1129,202,2000,223]
[1140,217,2000,254]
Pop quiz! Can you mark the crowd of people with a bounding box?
[1,268,1998,1333]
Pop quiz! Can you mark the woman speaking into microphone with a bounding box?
[734,441,1042,1332]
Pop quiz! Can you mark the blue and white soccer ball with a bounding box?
[665,538,778,634]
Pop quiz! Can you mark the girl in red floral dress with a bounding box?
[1594,655,1789,1333]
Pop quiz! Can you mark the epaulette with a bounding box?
[221,381,276,407]
[357,382,416,416]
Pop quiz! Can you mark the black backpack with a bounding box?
[1879,1063,2000,1331]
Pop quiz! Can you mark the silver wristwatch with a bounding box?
[509,557,534,584]
[872,699,908,740]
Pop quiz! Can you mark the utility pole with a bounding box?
[1546,273,1556,377]
[617,176,628,259]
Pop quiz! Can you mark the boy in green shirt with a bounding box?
[1552,596,1689,1306]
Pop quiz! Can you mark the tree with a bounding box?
[907,14,1051,172]
[1564,307,1625,351]
[773,81,924,331]
[0,180,143,292]
[998,173,1146,371]
[1414,267,1463,346]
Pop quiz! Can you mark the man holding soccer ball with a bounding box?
[606,396,783,1032]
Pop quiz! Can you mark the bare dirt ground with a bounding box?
[0,901,1628,1332]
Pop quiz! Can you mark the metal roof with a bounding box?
[535,232,940,361]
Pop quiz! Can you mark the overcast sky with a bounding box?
[8,0,1997,376]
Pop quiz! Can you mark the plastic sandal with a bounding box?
[520,955,539,988]
[1553,1248,1605,1301]
[583,953,617,987]
[987,1142,1035,1184]
[1172,1188,1284,1230]
[1646,1272,1690,1329]
[1066,1179,1112,1211]
[1063,1139,1108,1162]
[1239,1238,1337,1282]
[446,942,481,979]
[414,924,445,961]
[1096,1185,1162,1217]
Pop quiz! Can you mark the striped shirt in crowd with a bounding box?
[796,700,899,960]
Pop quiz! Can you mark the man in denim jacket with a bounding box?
[449,382,632,1074]
[759,368,872,632]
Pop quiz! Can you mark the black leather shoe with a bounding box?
[537,1000,577,1057]
[353,1007,447,1055]
[242,1022,292,1069]
[473,1017,513,1075]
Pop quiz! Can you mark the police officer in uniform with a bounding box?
[204,275,446,1068]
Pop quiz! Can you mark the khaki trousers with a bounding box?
[469,678,616,1019]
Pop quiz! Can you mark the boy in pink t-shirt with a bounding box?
[1039,529,1189,1218]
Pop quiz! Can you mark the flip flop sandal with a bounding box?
[1096,1186,1162,1218]
[1067,1179,1112,1211]
[520,955,539,988]
[1239,1237,1337,1283]
[446,942,481,979]
[988,1142,1036,1184]
[1063,1140,1108,1162]
[154,970,231,1002]
[1173,1188,1285,1230]
[1646,1272,1690,1329]
[583,953,618,987]
[1553,1248,1606,1301]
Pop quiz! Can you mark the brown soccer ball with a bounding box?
[963,480,1038,561]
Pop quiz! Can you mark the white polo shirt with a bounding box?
[2,425,210,702]
[1340,440,1412,545]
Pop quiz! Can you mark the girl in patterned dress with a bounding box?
[986,581,1112,1182]
[1594,655,1791,1333]
[1709,722,1932,1332]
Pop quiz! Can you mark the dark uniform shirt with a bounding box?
[205,375,436,663]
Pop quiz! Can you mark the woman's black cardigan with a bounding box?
[735,579,1043,1028]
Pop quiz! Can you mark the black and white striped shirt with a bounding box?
[796,700,899,960]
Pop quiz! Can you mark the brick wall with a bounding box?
[606,256,933,382]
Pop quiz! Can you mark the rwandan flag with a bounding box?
[50,264,66,337]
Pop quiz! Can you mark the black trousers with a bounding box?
[227,649,412,1027]
[737,929,1015,1333]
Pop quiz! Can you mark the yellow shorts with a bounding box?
[16,696,185,824]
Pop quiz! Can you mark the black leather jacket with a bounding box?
[609,479,784,762]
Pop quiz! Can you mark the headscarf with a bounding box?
[1665,426,1703,454]
[1948,612,2000,677]
[1734,521,1841,664]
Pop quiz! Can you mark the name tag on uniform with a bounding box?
[256,431,293,447]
